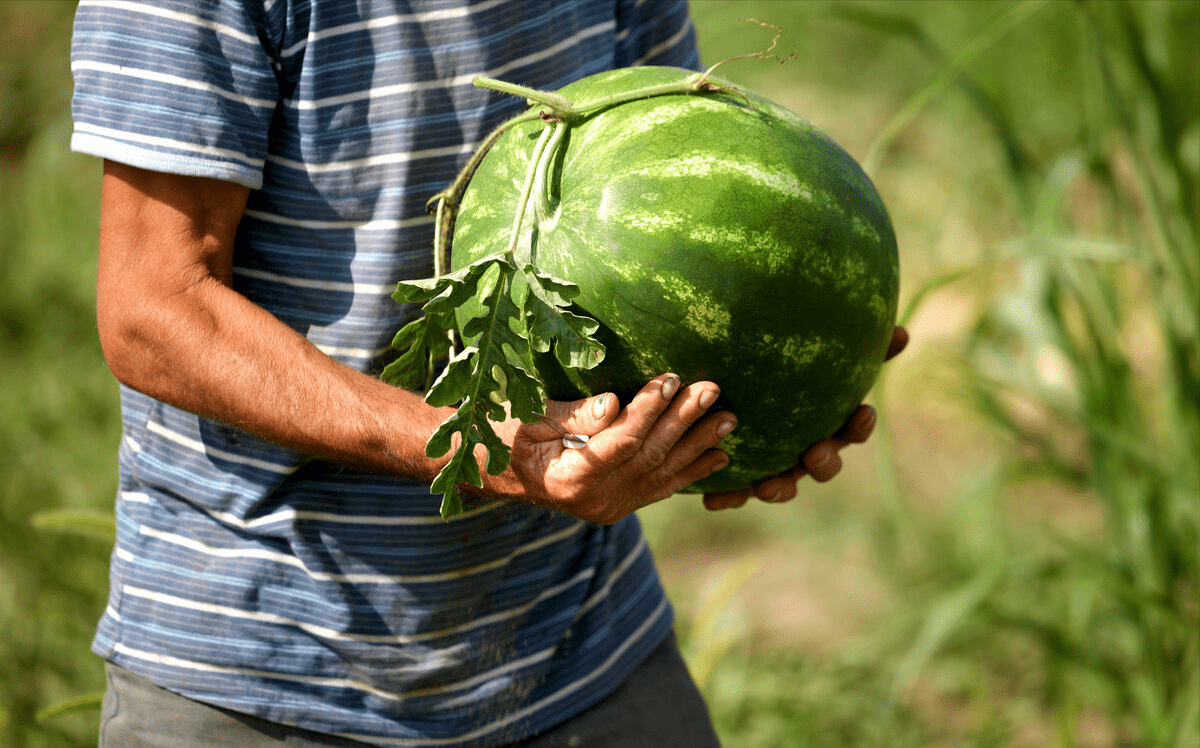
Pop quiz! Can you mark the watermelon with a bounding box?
[447,66,900,493]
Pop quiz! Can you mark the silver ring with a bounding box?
[561,434,590,450]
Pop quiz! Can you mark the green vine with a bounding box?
[423,71,736,278]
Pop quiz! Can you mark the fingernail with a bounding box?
[593,393,609,419]
[661,376,680,401]
[810,451,835,470]
[711,454,729,472]
[699,388,718,410]
[715,418,736,438]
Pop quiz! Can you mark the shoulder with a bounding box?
[71,0,282,188]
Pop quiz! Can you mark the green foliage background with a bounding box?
[1,1,1196,746]
[1,3,115,746]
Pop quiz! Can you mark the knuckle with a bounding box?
[644,462,678,488]
[610,436,644,464]
[637,441,670,469]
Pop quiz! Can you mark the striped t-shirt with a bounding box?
[70,1,700,745]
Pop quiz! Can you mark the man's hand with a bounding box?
[489,374,736,525]
[702,326,910,511]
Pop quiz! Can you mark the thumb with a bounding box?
[543,392,618,437]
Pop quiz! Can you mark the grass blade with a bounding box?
[863,0,1051,176]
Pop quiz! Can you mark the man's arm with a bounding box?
[97,161,735,522]
[96,161,451,479]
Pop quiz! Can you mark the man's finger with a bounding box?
[702,489,752,511]
[630,381,727,473]
[833,405,876,444]
[751,470,802,503]
[545,391,618,439]
[802,442,842,482]
[703,463,803,510]
[886,325,909,361]
[664,448,731,497]
[576,374,683,467]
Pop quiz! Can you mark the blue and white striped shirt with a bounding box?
[70,1,700,744]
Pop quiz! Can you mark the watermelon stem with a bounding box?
[473,78,575,112]
[428,44,795,274]
[474,75,723,125]
[428,74,737,275]
[426,108,545,275]
[432,196,448,277]
[532,122,566,230]
[507,123,556,259]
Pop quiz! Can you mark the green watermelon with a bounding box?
[448,66,900,493]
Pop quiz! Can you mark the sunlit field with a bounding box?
[2,2,1196,747]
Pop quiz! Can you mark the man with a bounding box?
[72,1,906,746]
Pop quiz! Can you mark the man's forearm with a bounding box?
[102,274,449,477]
[97,161,452,482]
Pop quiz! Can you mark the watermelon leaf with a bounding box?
[384,256,507,391]
[391,251,604,520]
[386,110,612,519]
[380,315,452,390]
[523,263,606,371]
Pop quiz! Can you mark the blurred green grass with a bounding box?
[0,2,115,746]
[2,1,1197,747]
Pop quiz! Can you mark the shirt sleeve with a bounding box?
[70,0,281,189]
[614,0,702,71]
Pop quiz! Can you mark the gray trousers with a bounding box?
[98,631,721,748]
